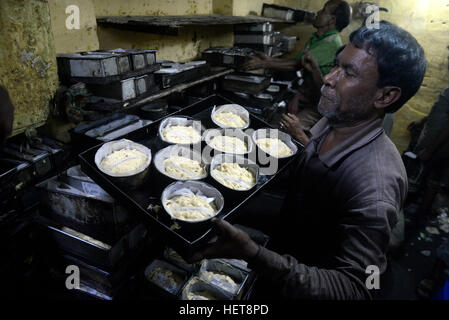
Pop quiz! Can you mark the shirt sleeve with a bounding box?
[309,36,342,76]
[248,200,397,300]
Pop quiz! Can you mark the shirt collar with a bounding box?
[309,117,385,168]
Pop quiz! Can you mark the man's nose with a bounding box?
[323,67,339,88]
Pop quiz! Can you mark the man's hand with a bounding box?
[301,52,320,73]
[241,52,269,71]
[280,113,309,145]
[189,218,260,262]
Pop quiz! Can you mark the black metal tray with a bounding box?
[79,94,302,256]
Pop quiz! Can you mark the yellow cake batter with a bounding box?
[100,148,148,175]
[256,138,292,158]
[212,163,256,190]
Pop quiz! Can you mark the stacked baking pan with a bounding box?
[57,49,161,101]
[35,165,151,299]
[70,113,153,153]
[201,46,255,68]
[154,61,211,89]
[142,224,269,300]
[234,23,276,57]
[262,3,316,23]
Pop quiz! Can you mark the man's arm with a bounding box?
[192,200,395,300]
[241,53,301,72]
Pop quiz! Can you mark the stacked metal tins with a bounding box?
[57,49,160,101]
[35,165,151,299]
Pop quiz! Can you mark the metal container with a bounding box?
[234,33,275,45]
[36,216,129,270]
[154,62,211,88]
[262,3,316,22]
[134,74,157,96]
[84,115,152,143]
[198,259,249,298]
[161,180,225,224]
[144,259,189,299]
[211,104,250,130]
[154,145,208,182]
[87,77,136,101]
[252,128,298,159]
[210,154,259,192]
[163,247,198,273]
[2,144,52,178]
[221,73,270,95]
[181,276,233,300]
[36,170,133,244]
[94,139,152,189]
[204,128,254,156]
[57,52,131,78]
[234,22,273,33]
[140,101,169,120]
[158,116,204,146]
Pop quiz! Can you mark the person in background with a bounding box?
[403,84,449,220]
[191,21,426,300]
[0,85,14,144]
[242,0,352,138]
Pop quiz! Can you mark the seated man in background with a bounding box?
[404,84,449,218]
[0,85,14,144]
[192,21,426,300]
[242,0,352,134]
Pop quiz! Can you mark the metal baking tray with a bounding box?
[35,169,134,244]
[198,259,249,299]
[220,73,271,95]
[2,143,52,178]
[234,33,275,46]
[71,114,153,152]
[105,49,157,70]
[155,62,211,88]
[79,94,302,256]
[234,22,274,33]
[57,51,161,85]
[144,259,189,299]
[202,47,254,68]
[36,215,148,271]
[87,77,137,101]
[262,3,316,22]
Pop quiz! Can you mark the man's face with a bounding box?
[317,43,380,125]
[313,0,339,29]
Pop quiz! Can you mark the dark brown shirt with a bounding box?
[248,117,407,300]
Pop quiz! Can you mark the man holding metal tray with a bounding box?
[191,21,426,300]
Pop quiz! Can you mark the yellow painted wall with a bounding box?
[92,0,212,16]
[97,25,233,62]
[48,0,100,54]
[273,0,449,153]
[0,0,59,136]
[232,0,274,16]
[93,0,233,62]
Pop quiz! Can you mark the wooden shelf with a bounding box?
[97,14,294,35]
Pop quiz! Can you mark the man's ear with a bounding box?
[374,86,402,110]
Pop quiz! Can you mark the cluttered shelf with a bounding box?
[96,15,295,35]
[122,67,234,111]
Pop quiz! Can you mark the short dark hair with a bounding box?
[349,21,426,113]
[0,85,14,143]
[332,1,352,31]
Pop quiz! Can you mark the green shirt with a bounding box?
[295,29,343,76]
